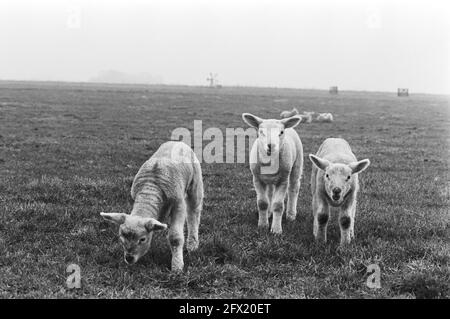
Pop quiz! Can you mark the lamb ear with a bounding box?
[349,159,370,174]
[281,115,302,129]
[144,218,168,232]
[309,154,331,171]
[100,212,126,225]
[242,113,263,128]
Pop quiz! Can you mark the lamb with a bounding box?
[303,111,315,118]
[280,107,299,119]
[315,113,334,122]
[280,108,314,123]
[300,112,313,123]
[100,141,203,272]
[309,138,370,246]
[242,113,303,234]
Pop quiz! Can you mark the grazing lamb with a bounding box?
[280,107,299,119]
[100,141,203,272]
[303,111,315,118]
[300,112,313,123]
[242,113,303,234]
[309,138,370,246]
[316,113,334,123]
[280,108,314,123]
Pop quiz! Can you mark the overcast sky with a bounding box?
[1,0,449,94]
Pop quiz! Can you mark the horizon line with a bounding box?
[0,78,448,97]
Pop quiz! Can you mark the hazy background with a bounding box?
[1,0,449,94]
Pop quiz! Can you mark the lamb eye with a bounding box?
[326,174,329,179]
[139,237,146,243]
[347,176,351,181]
[280,131,284,135]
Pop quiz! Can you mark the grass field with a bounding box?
[0,81,449,298]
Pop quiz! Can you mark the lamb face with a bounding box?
[100,213,167,265]
[258,121,285,155]
[309,155,370,206]
[322,163,354,205]
[242,113,302,156]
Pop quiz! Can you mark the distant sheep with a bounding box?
[280,108,299,119]
[242,113,303,234]
[300,112,313,123]
[316,113,334,123]
[309,138,370,246]
[101,141,203,272]
[280,108,314,123]
[300,111,315,123]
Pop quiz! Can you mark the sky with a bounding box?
[1,0,449,94]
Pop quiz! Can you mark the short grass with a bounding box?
[0,81,449,298]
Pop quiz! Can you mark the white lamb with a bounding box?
[309,138,370,246]
[316,113,334,123]
[280,108,314,124]
[300,112,313,123]
[303,111,315,118]
[280,107,299,119]
[242,113,303,234]
[100,141,203,272]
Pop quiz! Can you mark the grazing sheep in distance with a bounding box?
[303,111,315,118]
[300,112,313,123]
[280,108,314,123]
[242,113,304,234]
[280,107,299,119]
[309,138,370,246]
[100,141,203,272]
[316,113,334,123]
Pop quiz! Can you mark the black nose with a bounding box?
[333,187,342,195]
[125,255,134,264]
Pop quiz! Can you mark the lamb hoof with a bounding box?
[286,213,296,221]
[270,227,282,235]
[258,222,269,229]
[186,240,199,252]
[171,264,184,272]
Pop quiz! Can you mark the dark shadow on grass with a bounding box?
[391,274,449,299]
[199,236,235,265]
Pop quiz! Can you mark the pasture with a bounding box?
[0,81,449,298]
